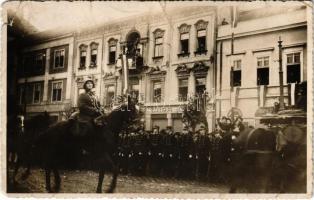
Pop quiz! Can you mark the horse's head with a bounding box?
[97,95,140,132]
[275,125,306,152]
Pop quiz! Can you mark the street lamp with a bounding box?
[278,36,285,110]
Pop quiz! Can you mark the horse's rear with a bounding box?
[229,128,277,193]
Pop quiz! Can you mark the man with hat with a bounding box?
[71,78,103,137]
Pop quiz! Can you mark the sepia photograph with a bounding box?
[1,1,312,198]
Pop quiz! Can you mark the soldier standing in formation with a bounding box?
[195,126,211,180]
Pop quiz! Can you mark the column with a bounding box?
[43,48,50,102]
[188,72,195,97]
[145,113,152,131]
[167,113,173,127]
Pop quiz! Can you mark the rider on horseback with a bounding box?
[69,79,104,136]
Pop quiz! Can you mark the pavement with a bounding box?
[7,168,228,193]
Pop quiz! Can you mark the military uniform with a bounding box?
[195,132,211,180]
[178,130,193,179]
[147,129,162,176]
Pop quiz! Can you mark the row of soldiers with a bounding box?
[115,125,231,181]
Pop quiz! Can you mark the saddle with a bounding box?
[69,112,93,137]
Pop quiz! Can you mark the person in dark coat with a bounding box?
[71,79,103,137]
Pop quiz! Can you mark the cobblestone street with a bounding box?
[8,168,228,193]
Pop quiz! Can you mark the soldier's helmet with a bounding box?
[83,78,95,90]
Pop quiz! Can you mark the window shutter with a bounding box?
[48,80,52,103]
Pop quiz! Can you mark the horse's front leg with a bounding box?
[53,169,61,192]
[12,157,21,185]
[45,169,52,193]
[96,169,105,193]
[105,153,118,193]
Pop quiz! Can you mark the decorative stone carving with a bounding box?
[90,42,99,50]
[175,64,191,77]
[108,38,118,46]
[79,44,87,51]
[195,20,209,31]
[178,23,191,34]
[153,28,165,38]
[147,66,167,77]
[192,61,209,76]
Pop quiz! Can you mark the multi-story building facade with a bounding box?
[71,6,217,132]
[215,5,308,126]
[17,34,75,123]
[15,4,309,131]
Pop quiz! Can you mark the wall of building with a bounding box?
[216,6,307,126]
[18,36,74,121]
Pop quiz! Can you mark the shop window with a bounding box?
[287,53,301,83]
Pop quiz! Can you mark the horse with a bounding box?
[274,124,307,193]
[11,112,51,184]
[21,97,138,193]
[228,127,277,193]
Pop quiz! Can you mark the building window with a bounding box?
[180,33,189,55]
[196,30,206,53]
[195,77,206,95]
[109,46,116,64]
[178,24,191,57]
[287,52,301,83]
[153,28,165,59]
[53,49,65,69]
[195,20,208,55]
[154,37,163,57]
[19,87,25,105]
[90,42,98,68]
[231,60,242,87]
[51,81,63,102]
[106,85,115,106]
[33,83,42,104]
[130,78,139,100]
[90,49,97,67]
[153,81,162,103]
[34,53,45,74]
[178,78,188,101]
[257,57,269,85]
[79,51,86,69]
[108,39,117,64]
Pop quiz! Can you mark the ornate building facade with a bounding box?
[15,4,309,131]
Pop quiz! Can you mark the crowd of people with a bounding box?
[115,117,245,182]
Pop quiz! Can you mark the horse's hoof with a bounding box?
[96,188,102,193]
[21,173,30,180]
[105,189,114,193]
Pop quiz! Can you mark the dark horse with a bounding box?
[21,97,138,193]
[10,112,50,184]
[229,127,277,193]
